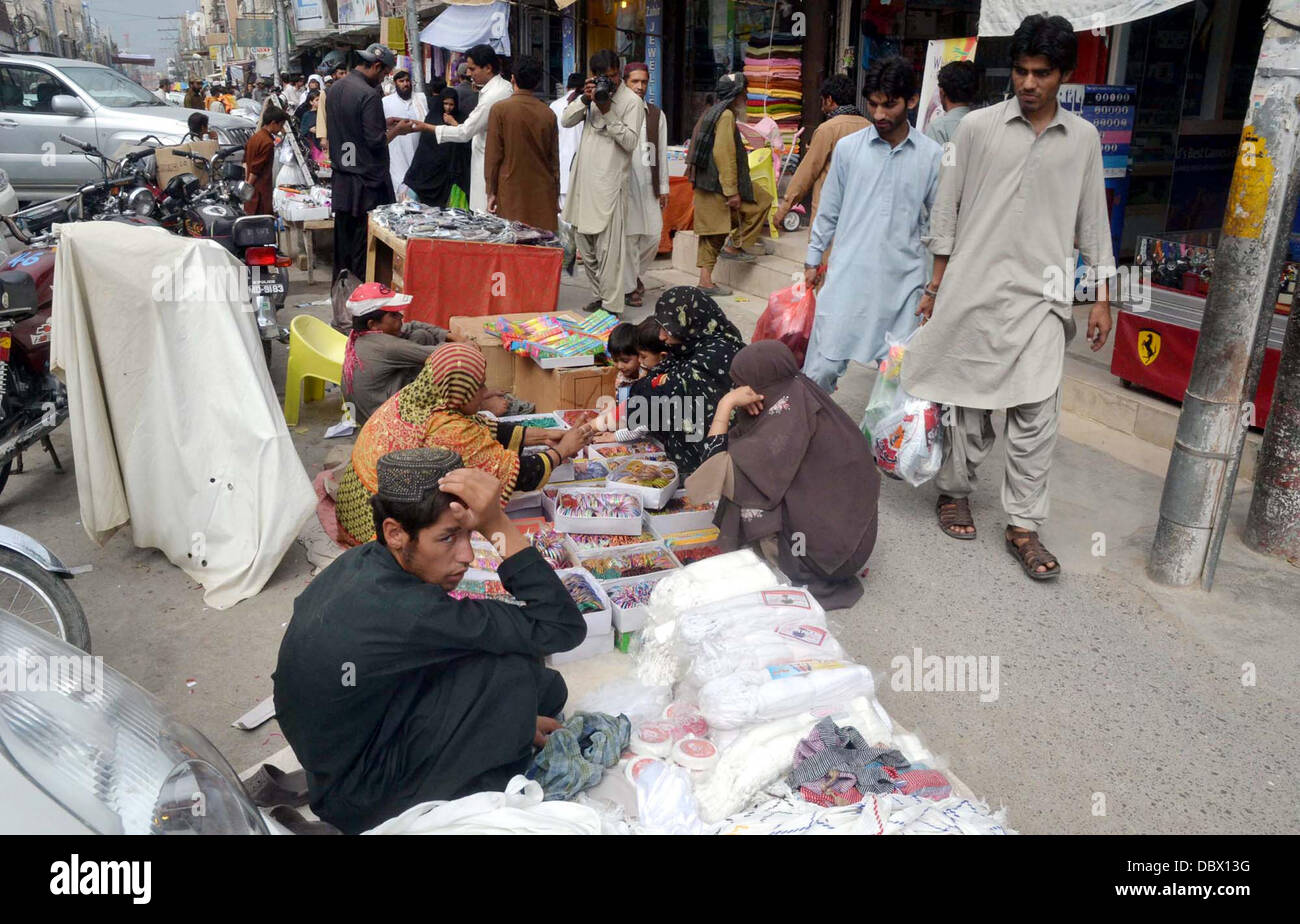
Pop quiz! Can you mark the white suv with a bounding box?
[0,52,257,203]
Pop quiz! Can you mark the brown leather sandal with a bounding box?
[1005,527,1061,580]
[936,494,976,540]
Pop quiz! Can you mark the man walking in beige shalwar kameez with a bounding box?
[902,13,1113,581]
[562,50,645,314]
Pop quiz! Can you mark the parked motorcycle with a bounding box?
[0,215,67,503]
[0,524,90,652]
[158,147,291,365]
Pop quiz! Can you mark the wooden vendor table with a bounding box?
[366,216,564,328]
[281,218,334,286]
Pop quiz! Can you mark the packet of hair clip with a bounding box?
[607,459,679,509]
[554,487,644,536]
[567,524,658,551]
[587,440,665,462]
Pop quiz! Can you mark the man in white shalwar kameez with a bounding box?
[383,71,428,199]
[620,62,670,308]
[551,73,584,211]
[428,45,513,213]
[801,58,941,395]
[562,50,644,314]
[903,14,1113,580]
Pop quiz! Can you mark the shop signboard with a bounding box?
[918,37,977,136]
[337,0,379,27]
[294,0,325,32]
[235,18,275,49]
[1060,84,1136,260]
[645,0,663,108]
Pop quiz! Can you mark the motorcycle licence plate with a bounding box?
[250,278,285,296]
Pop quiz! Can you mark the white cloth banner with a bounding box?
[50,223,315,610]
[978,0,1192,35]
[420,0,511,55]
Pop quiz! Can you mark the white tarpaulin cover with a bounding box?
[978,0,1192,35]
[420,0,511,55]
[51,223,315,609]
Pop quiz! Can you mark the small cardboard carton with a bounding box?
[553,486,644,536]
[512,353,617,412]
[156,140,218,187]
[449,311,583,394]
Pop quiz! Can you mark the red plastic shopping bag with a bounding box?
[753,280,816,366]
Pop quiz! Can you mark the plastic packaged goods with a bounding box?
[634,761,704,835]
[698,661,876,730]
[369,202,562,247]
[570,677,672,727]
[589,440,664,461]
[693,696,893,823]
[676,590,848,687]
[634,551,785,686]
[470,534,504,572]
[608,459,678,489]
[448,570,519,604]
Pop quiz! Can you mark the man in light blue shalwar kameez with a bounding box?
[800,57,943,395]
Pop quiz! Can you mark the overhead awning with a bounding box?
[978,0,1193,36]
[420,0,511,54]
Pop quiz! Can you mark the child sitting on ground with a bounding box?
[594,318,668,442]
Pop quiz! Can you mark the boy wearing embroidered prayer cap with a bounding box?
[273,447,585,834]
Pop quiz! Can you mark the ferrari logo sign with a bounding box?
[1138,330,1161,366]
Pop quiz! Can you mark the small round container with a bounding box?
[663,702,700,719]
[624,756,663,785]
[669,712,708,740]
[671,736,719,772]
[629,721,673,758]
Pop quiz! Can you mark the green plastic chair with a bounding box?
[283,314,347,426]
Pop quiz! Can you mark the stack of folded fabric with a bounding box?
[743,31,804,149]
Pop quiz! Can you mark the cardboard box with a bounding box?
[554,486,644,536]
[449,311,583,395]
[603,572,671,633]
[556,568,612,637]
[156,140,218,188]
[512,353,617,412]
[548,629,614,665]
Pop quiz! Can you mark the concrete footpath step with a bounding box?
[668,227,1265,481]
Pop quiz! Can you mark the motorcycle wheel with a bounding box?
[0,548,91,653]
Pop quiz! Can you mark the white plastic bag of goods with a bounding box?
[50,222,315,609]
[699,661,876,730]
[673,587,847,686]
[694,696,893,823]
[363,776,602,834]
[635,549,784,686]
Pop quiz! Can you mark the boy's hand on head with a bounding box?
[438,468,505,529]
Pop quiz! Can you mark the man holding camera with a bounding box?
[561,50,645,314]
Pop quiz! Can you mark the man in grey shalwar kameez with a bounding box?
[902,14,1113,580]
[562,50,645,314]
[801,57,941,394]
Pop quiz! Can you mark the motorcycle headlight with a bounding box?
[0,612,266,834]
[124,186,156,216]
[233,180,255,203]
